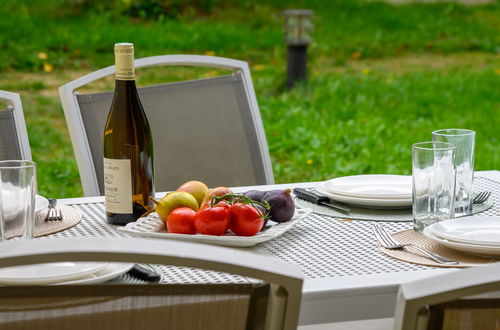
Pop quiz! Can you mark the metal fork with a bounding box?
[45,198,62,221]
[371,224,458,265]
[473,191,491,205]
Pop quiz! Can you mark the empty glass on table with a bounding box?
[412,142,456,232]
[0,160,36,240]
[432,129,475,217]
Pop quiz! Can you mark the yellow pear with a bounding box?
[151,191,199,224]
[176,180,210,207]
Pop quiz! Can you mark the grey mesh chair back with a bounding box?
[0,237,303,330]
[0,91,32,161]
[59,55,274,196]
[393,261,500,330]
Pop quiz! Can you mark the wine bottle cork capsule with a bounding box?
[114,43,134,80]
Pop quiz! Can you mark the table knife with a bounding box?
[127,264,161,283]
[293,188,351,213]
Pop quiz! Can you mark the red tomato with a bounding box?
[229,203,264,236]
[214,201,231,209]
[201,200,231,210]
[194,205,230,235]
[167,207,196,235]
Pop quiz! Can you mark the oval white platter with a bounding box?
[118,208,312,247]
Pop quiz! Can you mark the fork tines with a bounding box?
[372,224,393,248]
[46,208,62,221]
[45,199,62,221]
[473,191,491,205]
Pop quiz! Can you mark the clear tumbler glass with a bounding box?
[412,142,456,232]
[432,129,475,217]
[0,160,36,240]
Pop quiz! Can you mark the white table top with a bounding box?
[59,170,500,325]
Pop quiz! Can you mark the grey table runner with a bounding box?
[294,176,495,222]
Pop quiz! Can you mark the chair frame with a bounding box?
[393,261,500,330]
[0,237,302,330]
[0,90,32,161]
[59,55,275,196]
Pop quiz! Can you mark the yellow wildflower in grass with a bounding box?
[203,70,218,78]
[361,68,371,75]
[494,68,500,75]
[252,64,265,71]
[43,63,54,72]
[204,51,216,56]
[306,159,313,165]
[38,52,48,60]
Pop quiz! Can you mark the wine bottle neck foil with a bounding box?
[114,43,135,81]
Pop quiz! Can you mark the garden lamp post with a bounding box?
[284,9,313,89]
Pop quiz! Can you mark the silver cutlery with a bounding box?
[293,188,351,213]
[473,191,491,205]
[45,198,62,221]
[128,264,161,282]
[372,224,458,265]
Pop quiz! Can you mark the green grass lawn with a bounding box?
[0,0,499,197]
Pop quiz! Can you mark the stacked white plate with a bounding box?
[314,174,412,209]
[0,262,134,285]
[423,216,500,257]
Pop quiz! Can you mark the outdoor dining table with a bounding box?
[52,170,499,326]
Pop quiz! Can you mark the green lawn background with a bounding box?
[0,0,499,197]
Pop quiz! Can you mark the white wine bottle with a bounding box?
[103,43,155,225]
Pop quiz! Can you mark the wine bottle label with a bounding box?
[104,158,133,213]
[114,43,135,81]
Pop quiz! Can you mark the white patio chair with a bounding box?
[0,90,32,161]
[0,237,302,330]
[299,261,500,330]
[59,55,274,197]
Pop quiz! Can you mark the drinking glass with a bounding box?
[0,160,36,241]
[412,142,456,232]
[432,129,475,217]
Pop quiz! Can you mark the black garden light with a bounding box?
[284,9,313,89]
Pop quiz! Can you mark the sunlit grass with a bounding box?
[0,0,499,197]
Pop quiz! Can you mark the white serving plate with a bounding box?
[321,174,412,199]
[428,216,500,246]
[0,262,109,285]
[36,195,49,213]
[58,263,135,285]
[423,227,500,257]
[315,182,412,209]
[118,208,312,247]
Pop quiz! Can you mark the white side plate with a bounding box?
[428,216,500,246]
[58,263,135,285]
[0,262,109,285]
[423,227,500,257]
[118,208,313,247]
[315,182,412,209]
[36,195,49,213]
[322,174,412,199]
